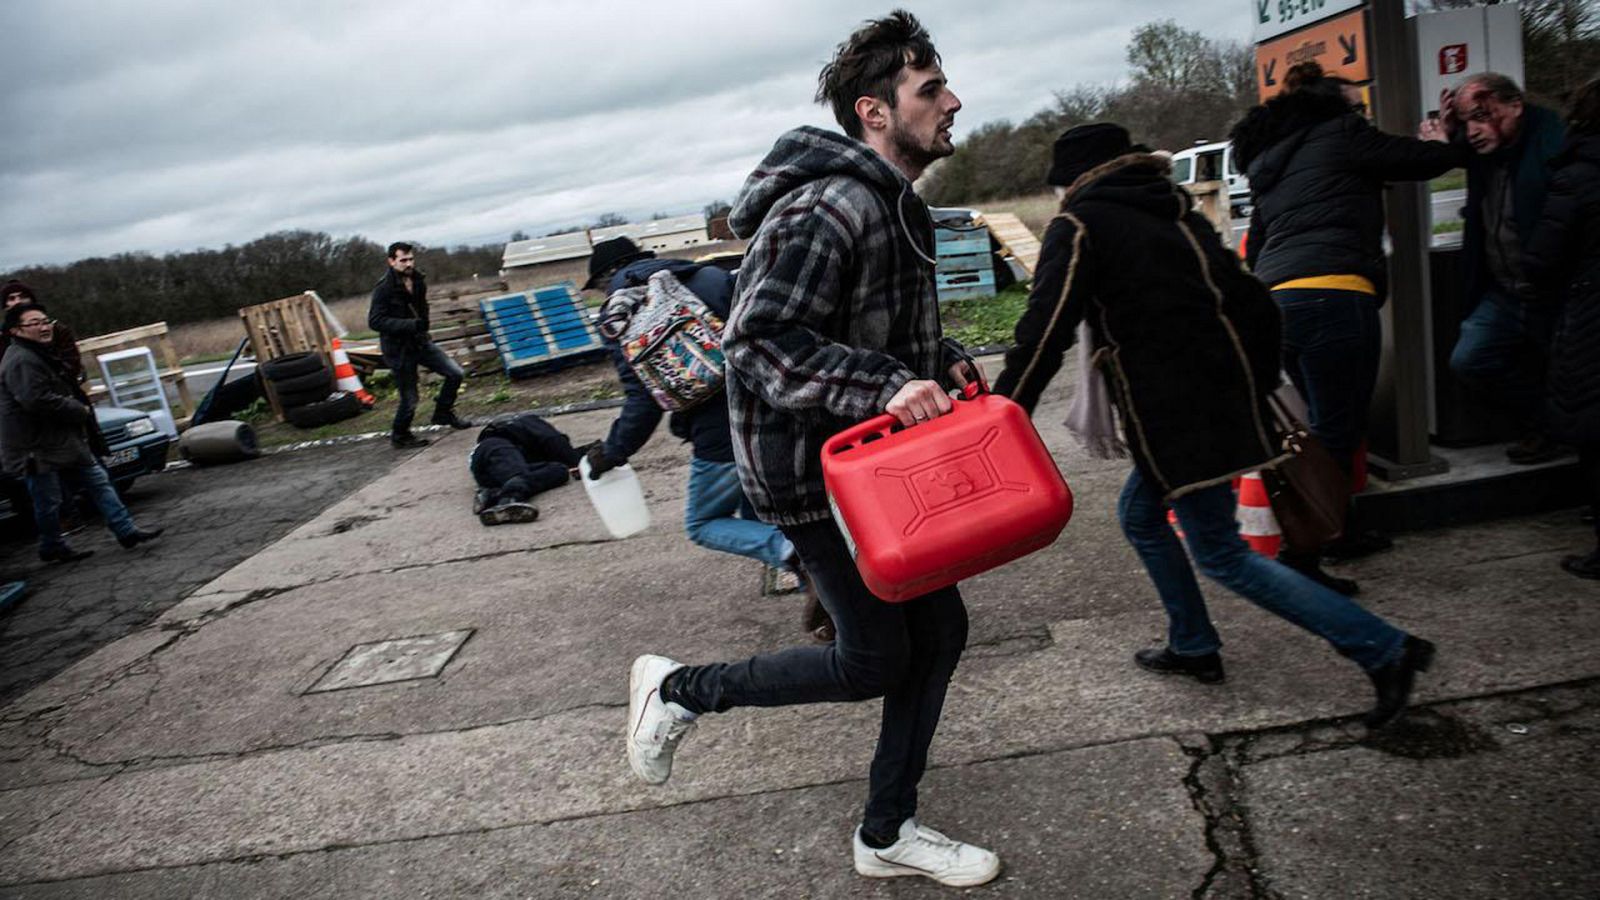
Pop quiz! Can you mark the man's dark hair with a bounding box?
[1568,73,1600,135]
[816,9,939,139]
[1459,72,1524,105]
[4,301,46,332]
[387,241,415,258]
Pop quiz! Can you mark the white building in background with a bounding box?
[590,214,709,253]
[500,231,593,273]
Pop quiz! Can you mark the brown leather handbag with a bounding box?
[1258,394,1347,551]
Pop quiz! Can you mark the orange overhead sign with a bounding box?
[1255,8,1370,101]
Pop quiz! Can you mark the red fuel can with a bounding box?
[821,386,1073,602]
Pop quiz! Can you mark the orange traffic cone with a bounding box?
[330,338,376,407]
[1235,472,1280,557]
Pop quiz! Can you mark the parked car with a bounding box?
[1168,140,1253,219]
[0,405,171,534]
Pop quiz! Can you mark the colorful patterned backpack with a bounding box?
[597,269,727,411]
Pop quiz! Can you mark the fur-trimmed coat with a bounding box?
[992,154,1288,499]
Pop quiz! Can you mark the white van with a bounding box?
[1168,141,1253,219]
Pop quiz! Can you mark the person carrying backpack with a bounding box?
[584,237,833,640]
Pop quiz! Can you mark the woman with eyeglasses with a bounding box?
[1227,61,1469,593]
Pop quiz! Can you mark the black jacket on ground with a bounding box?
[478,412,582,465]
[474,412,580,503]
[992,154,1288,499]
[600,257,736,464]
[368,267,430,354]
[1524,132,1600,445]
[1231,87,1466,294]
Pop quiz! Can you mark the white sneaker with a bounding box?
[853,819,1001,887]
[626,654,697,785]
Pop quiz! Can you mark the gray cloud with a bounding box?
[0,0,1250,269]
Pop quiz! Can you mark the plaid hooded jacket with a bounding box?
[723,126,966,525]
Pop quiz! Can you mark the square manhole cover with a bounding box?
[306,629,474,694]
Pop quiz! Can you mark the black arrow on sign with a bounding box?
[1263,59,1278,87]
[1340,34,1358,65]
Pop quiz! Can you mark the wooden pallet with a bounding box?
[977,212,1041,276]
[480,282,608,378]
[239,292,336,421]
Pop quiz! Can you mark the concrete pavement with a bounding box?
[1,356,1597,898]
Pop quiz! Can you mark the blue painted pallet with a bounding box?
[479,282,608,377]
[934,223,996,302]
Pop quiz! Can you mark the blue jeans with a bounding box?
[26,462,136,553]
[1449,290,1554,432]
[383,339,464,434]
[684,457,794,569]
[1278,288,1381,469]
[673,519,968,839]
[1117,468,1405,671]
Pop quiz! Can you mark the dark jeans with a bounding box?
[673,519,969,838]
[1118,468,1406,671]
[1449,290,1555,433]
[384,339,463,434]
[469,437,570,504]
[26,462,136,553]
[1277,288,1381,470]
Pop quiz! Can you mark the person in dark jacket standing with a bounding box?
[368,242,470,448]
[1444,73,1568,463]
[1523,76,1600,578]
[0,303,162,563]
[1229,62,1467,579]
[2,281,85,381]
[993,122,1435,730]
[468,411,581,526]
[582,237,834,640]
[624,12,998,887]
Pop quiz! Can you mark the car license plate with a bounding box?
[105,447,139,467]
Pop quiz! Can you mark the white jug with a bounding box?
[578,457,652,538]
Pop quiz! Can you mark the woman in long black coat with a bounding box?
[1524,76,1600,579]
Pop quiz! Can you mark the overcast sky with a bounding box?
[0,0,1251,271]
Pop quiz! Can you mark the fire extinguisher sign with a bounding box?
[1439,43,1468,75]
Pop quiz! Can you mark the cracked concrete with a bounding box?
[1,355,1598,896]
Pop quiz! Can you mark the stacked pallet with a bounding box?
[479,282,608,378]
[933,222,996,303]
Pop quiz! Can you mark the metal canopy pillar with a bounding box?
[1366,0,1448,479]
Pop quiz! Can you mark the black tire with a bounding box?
[286,391,363,429]
[276,386,335,409]
[270,367,334,395]
[260,351,326,381]
[179,421,261,465]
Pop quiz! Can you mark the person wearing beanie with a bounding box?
[0,302,162,563]
[993,122,1435,731]
[2,281,84,381]
[583,236,835,641]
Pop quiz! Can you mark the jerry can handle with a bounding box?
[824,380,987,456]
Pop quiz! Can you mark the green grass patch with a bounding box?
[940,284,1029,348]
[1432,219,1464,235]
[1430,169,1465,193]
